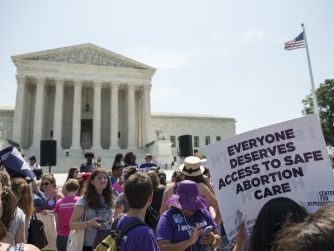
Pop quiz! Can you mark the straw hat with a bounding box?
[178,156,205,177]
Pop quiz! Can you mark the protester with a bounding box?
[11,178,34,240]
[39,174,64,213]
[0,172,11,187]
[158,171,167,186]
[123,152,138,168]
[70,169,114,251]
[1,186,25,244]
[193,149,200,158]
[109,163,124,201]
[0,183,39,251]
[171,170,184,183]
[113,172,159,251]
[272,203,334,251]
[30,179,46,210]
[146,171,166,213]
[62,166,80,194]
[65,166,80,182]
[78,172,92,196]
[112,153,124,167]
[233,197,308,251]
[160,156,221,225]
[114,167,137,217]
[139,154,157,171]
[55,179,80,251]
[28,156,41,171]
[80,152,97,173]
[157,180,221,250]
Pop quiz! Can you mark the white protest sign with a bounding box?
[204,115,334,240]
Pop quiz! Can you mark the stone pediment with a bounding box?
[12,43,154,70]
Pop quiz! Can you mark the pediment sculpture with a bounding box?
[24,47,146,69]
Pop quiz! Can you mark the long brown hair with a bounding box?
[146,171,160,191]
[66,166,79,182]
[1,186,18,229]
[11,178,34,220]
[0,182,6,241]
[84,169,113,210]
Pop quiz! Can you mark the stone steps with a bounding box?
[25,148,149,173]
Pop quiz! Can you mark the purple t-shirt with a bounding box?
[156,207,216,251]
[115,215,159,251]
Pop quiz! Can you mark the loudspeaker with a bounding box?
[178,135,193,157]
[40,140,57,166]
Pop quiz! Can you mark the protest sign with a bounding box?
[205,115,334,240]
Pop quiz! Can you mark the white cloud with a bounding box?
[125,46,194,69]
[151,82,181,101]
[237,29,271,43]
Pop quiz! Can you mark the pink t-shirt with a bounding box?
[54,195,80,236]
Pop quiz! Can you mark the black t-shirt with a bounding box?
[151,185,166,212]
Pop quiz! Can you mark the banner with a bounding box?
[0,146,36,180]
[205,115,334,240]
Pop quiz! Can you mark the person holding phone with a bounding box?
[70,169,114,251]
[156,180,220,251]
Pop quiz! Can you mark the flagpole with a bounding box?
[301,23,319,115]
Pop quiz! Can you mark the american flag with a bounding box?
[284,31,306,50]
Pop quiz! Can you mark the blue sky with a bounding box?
[1,0,333,134]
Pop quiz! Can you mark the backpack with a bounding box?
[95,215,147,251]
[145,206,160,229]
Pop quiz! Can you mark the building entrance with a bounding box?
[81,119,92,149]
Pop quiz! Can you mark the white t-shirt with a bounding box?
[8,207,25,244]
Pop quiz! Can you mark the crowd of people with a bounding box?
[0,148,334,251]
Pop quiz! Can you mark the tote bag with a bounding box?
[66,229,85,251]
[66,207,87,251]
[36,212,57,250]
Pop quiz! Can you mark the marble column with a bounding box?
[143,84,153,145]
[92,81,102,149]
[31,77,45,149]
[12,75,26,146]
[127,85,136,149]
[110,83,120,149]
[53,79,64,149]
[70,80,82,149]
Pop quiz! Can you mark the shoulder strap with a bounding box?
[111,213,125,230]
[115,218,148,246]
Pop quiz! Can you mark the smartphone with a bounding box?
[199,226,213,243]
[97,219,109,227]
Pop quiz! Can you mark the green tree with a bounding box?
[302,79,334,145]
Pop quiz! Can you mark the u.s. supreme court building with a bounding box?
[0,44,235,165]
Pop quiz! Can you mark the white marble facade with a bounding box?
[1,44,236,153]
[10,44,155,150]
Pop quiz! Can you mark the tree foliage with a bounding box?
[302,79,334,145]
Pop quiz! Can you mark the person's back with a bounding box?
[54,179,80,251]
[114,173,159,251]
[115,215,157,250]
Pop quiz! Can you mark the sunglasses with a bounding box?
[42,182,50,186]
